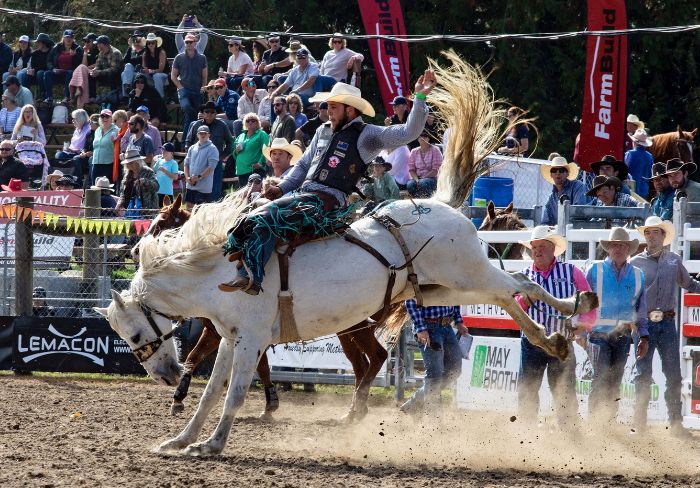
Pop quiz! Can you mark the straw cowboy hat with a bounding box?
[600,227,639,255]
[586,175,622,197]
[121,148,144,164]
[285,40,303,53]
[590,155,629,181]
[91,176,115,193]
[46,169,64,185]
[664,157,697,176]
[626,114,645,130]
[636,216,675,247]
[631,129,653,147]
[540,156,579,184]
[519,225,567,257]
[262,137,302,164]
[145,33,163,48]
[308,82,375,117]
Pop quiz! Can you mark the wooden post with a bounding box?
[82,189,101,283]
[14,197,34,316]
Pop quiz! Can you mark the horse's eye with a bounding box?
[131,334,141,344]
[174,218,180,223]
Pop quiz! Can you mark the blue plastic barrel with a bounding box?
[470,176,514,228]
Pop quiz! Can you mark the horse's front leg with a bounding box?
[157,338,234,453]
[511,272,599,316]
[183,333,266,456]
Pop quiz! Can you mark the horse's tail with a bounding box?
[430,50,528,208]
[375,302,408,346]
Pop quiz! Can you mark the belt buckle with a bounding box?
[649,310,664,323]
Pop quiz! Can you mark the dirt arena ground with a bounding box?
[1,375,699,487]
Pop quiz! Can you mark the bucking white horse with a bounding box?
[96,52,598,456]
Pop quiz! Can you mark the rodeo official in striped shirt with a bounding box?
[515,226,596,433]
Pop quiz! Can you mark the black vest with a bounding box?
[306,121,366,195]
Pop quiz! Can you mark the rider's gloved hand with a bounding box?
[262,186,283,200]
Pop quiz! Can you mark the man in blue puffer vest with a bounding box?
[585,227,649,426]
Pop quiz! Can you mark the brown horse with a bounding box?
[138,194,390,422]
[650,127,696,163]
[478,201,526,259]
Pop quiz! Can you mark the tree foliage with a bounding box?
[0,0,697,158]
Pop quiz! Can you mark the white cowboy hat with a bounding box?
[631,128,653,147]
[145,33,163,48]
[540,156,579,184]
[519,226,567,257]
[626,114,645,130]
[90,176,115,192]
[46,169,63,183]
[600,227,639,255]
[636,216,675,247]
[308,82,375,117]
[262,137,302,165]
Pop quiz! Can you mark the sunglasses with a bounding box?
[204,110,216,114]
[0,147,12,151]
[245,119,257,124]
[100,114,111,119]
[269,39,280,44]
[550,168,568,174]
[267,85,278,90]
[332,40,343,44]
[128,122,138,127]
[273,102,284,106]
[184,41,194,45]
[216,86,226,90]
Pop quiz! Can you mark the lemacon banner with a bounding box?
[456,336,669,422]
[11,316,144,375]
[357,0,410,114]
[578,0,628,171]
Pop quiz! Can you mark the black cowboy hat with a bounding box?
[370,156,392,172]
[645,162,668,180]
[663,157,697,176]
[586,175,622,197]
[590,155,628,181]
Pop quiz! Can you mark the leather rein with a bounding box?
[131,302,182,363]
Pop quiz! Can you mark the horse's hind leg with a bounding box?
[338,326,370,422]
[157,338,234,453]
[257,349,279,420]
[511,272,598,316]
[183,333,266,456]
[499,299,569,361]
[348,327,388,422]
[171,320,222,415]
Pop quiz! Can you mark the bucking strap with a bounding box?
[277,250,301,343]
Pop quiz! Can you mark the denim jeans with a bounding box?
[225,75,244,92]
[18,69,49,99]
[210,161,224,202]
[121,64,136,96]
[178,88,202,142]
[149,72,169,98]
[72,154,90,186]
[633,317,683,425]
[588,333,631,423]
[518,337,579,427]
[402,324,463,412]
[44,69,73,100]
[406,178,437,198]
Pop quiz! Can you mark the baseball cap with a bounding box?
[100,108,113,116]
[3,75,20,86]
[184,33,197,43]
[295,48,309,58]
[391,96,408,106]
[63,29,75,37]
[162,142,176,153]
[18,35,30,43]
[319,101,328,110]
[83,33,97,42]
[136,105,149,113]
[131,30,144,38]
[96,35,110,45]
[197,125,210,134]
[32,287,47,298]
[213,78,227,87]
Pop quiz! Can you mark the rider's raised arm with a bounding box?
[357,98,428,161]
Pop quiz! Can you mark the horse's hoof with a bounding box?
[578,291,599,313]
[183,441,222,457]
[170,401,185,416]
[156,438,189,453]
[259,411,275,422]
[340,410,356,423]
[549,333,569,361]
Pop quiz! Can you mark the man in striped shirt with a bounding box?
[399,299,467,415]
[516,226,596,432]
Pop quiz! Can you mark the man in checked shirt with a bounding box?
[630,216,699,438]
[399,299,467,415]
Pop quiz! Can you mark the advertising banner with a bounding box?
[357,0,411,114]
[455,336,668,422]
[578,0,628,171]
[12,316,144,375]
[0,223,75,258]
[267,336,376,371]
[0,190,84,223]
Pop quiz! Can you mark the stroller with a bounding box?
[15,140,50,188]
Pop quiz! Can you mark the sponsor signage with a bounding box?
[267,336,384,371]
[12,316,144,374]
[0,190,84,223]
[456,336,668,421]
[461,304,518,330]
[578,0,628,170]
[0,223,75,258]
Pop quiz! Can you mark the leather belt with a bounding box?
[648,310,675,322]
[425,317,452,326]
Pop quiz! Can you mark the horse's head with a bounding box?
[131,194,191,260]
[94,290,181,386]
[479,201,526,259]
[676,127,697,164]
